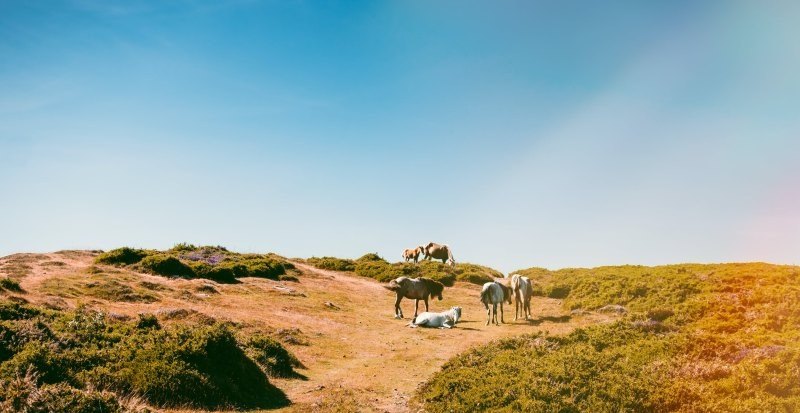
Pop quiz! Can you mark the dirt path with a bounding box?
[0,253,615,412]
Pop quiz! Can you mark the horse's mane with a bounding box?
[420,277,444,295]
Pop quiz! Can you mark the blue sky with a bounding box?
[1,1,799,272]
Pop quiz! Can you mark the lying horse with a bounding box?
[480,281,512,325]
[402,246,424,264]
[510,274,533,321]
[408,306,462,329]
[422,242,455,266]
[384,277,444,319]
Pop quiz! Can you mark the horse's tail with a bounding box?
[445,245,455,266]
[480,287,489,303]
[384,280,402,291]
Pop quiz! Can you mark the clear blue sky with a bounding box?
[2,1,799,272]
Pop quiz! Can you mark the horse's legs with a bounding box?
[526,298,532,320]
[414,299,420,318]
[484,302,490,326]
[500,302,505,324]
[492,303,499,325]
[394,295,403,319]
[514,294,520,321]
[424,296,429,313]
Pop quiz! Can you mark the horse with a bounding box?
[402,246,424,264]
[384,277,444,319]
[480,281,512,325]
[510,274,533,321]
[408,306,462,329]
[422,242,455,266]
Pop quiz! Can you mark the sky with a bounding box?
[1,0,799,272]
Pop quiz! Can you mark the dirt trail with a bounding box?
[0,252,615,412]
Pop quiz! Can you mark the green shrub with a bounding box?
[169,242,197,253]
[0,304,290,410]
[235,257,285,279]
[246,334,304,378]
[0,278,22,292]
[0,301,40,321]
[96,248,150,266]
[139,255,193,277]
[136,314,160,330]
[0,373,125,413]
[307,257,356,272]
[187,262,236,283]
[357,253,384,262]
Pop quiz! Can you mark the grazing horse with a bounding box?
[384,277,444,319]
[510,274,533,321]
[480,281,512,325]
[408,306,462,329]
[402,246,424,264]
[422,242,455,266]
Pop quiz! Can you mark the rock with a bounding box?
[597,304,628,314]
[156,308,195,319]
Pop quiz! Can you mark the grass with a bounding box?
[39,269,160,304]
[0,300,301,410]
[417,263,800,412]
[95,244,288,283]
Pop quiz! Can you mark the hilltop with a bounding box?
[0,247,611,412]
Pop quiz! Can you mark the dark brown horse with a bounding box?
[384,277,444,319]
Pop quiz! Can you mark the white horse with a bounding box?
[480,281,512,326]
[408,306,462,329]
[511,274,533,321]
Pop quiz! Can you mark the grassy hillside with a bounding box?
[416,263,800,412]
[305,253,502,286]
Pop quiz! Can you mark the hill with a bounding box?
[0,247,610,412]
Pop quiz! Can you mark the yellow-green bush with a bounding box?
[315,253,501,286]
[417,323,672,412]
[96,247,151,266]
[306,256,356,272]
[0,301,294,410]
[419,263,800,412]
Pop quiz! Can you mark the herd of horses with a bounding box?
[402,242,455,266]
[386,242,534,328]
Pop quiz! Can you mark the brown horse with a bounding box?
[384,277,444,319]
[402,246,424,264]
[422,242,455,266]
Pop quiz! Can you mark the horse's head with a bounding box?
[451,306,462,323]
[499,283,512,304]
[422,277,444,301]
